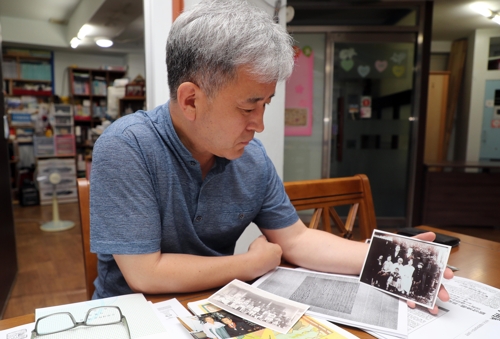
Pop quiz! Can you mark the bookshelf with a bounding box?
[68,67,126,177]
[119,96,146,116]
[68,67,126,124]
[2,48,53,97]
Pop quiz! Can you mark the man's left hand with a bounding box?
[406,231,454,314]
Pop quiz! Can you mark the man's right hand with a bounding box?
[246,235,282,277]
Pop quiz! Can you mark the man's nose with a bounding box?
[248,109,265,133]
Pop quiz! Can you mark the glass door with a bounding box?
[284,32,422,225]
[327,33,416,223]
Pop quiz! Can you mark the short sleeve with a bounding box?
[90,125,161,255]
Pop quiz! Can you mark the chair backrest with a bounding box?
[77,177,97,300]
[284,174,377,240]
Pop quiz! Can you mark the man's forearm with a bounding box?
[262,221,369,275]
[114,236,282,294]
[282,228,369,275]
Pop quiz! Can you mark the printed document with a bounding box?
[252,267,408,338]
[368,276,500,339]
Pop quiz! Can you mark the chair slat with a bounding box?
[284,174,377,240]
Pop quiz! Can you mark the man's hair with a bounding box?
[166,0,294,100]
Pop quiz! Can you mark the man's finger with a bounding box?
[411,231,436,242]
[443,267,454,280]
[438,284,450,302]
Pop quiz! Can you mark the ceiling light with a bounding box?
[95,38,113,48]
[77,24,92,40]
[70,37,81,49]
[470,2,493,17]
[492,14,500,25]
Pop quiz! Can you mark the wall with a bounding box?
[126,53,146,84]
[462,28,500,162]
[283,33,325,182]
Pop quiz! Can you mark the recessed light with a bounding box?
[95,38,113,48]
[78,24,92,40]
[70,37,81,49]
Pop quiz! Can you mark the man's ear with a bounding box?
[176,82,201,121]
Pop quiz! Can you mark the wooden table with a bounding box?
[2,226,500,338]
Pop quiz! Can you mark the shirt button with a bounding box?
[238,214,244,219]
[195,216,202,222]
[190,161,196,166]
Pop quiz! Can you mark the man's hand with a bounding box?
[407,231,454,314]
[247,235,283,277]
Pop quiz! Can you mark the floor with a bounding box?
[2,202,87,320]
[2,202,500,320]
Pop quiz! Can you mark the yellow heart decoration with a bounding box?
[392,65,405,77]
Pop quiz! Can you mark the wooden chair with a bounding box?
[77,177,97,300]
[284,174,377,240]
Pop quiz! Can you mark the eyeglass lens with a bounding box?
[36,313,75,335]
[86,306,121,325]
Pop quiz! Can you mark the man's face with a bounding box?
[194,67,276,160]
[221,318,233,325]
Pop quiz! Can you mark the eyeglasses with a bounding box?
[31,306,131,339]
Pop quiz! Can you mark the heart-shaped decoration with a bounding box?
[341,59,354,71]
[302,46,312,57]
[358,65,370,78]
[392,65,405,77]
[375,60,387,72]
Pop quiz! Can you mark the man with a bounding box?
[412,261,425,297]
[220,316,253,337]
[90,0,451,314]
[391,244,404,263]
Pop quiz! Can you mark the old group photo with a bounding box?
[360,230,451,308]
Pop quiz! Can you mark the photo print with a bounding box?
[208,279,309,334]
[177,309,264,339]
[359,229,451,308]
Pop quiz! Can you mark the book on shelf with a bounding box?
[72,72,91,95]
[92,79,108,96]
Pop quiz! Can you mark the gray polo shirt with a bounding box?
[90,102,298,298]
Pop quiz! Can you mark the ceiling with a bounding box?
[0,0,499,55]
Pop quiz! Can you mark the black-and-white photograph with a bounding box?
[360,230,451,309]
[207,279,309,334]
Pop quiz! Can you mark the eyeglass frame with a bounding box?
[31,305,131,339]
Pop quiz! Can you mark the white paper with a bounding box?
[149,298,192,339]
[35,293,169,339]
[368,276,500,339]
[0,322,35,339]
[253,267,408,338]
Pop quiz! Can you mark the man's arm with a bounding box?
[261,219,369,275]
[113,235,282,294]
[261,220,453,315]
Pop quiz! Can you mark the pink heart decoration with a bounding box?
[375,60,387,72]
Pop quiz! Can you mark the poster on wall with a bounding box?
[285,46,314,136]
